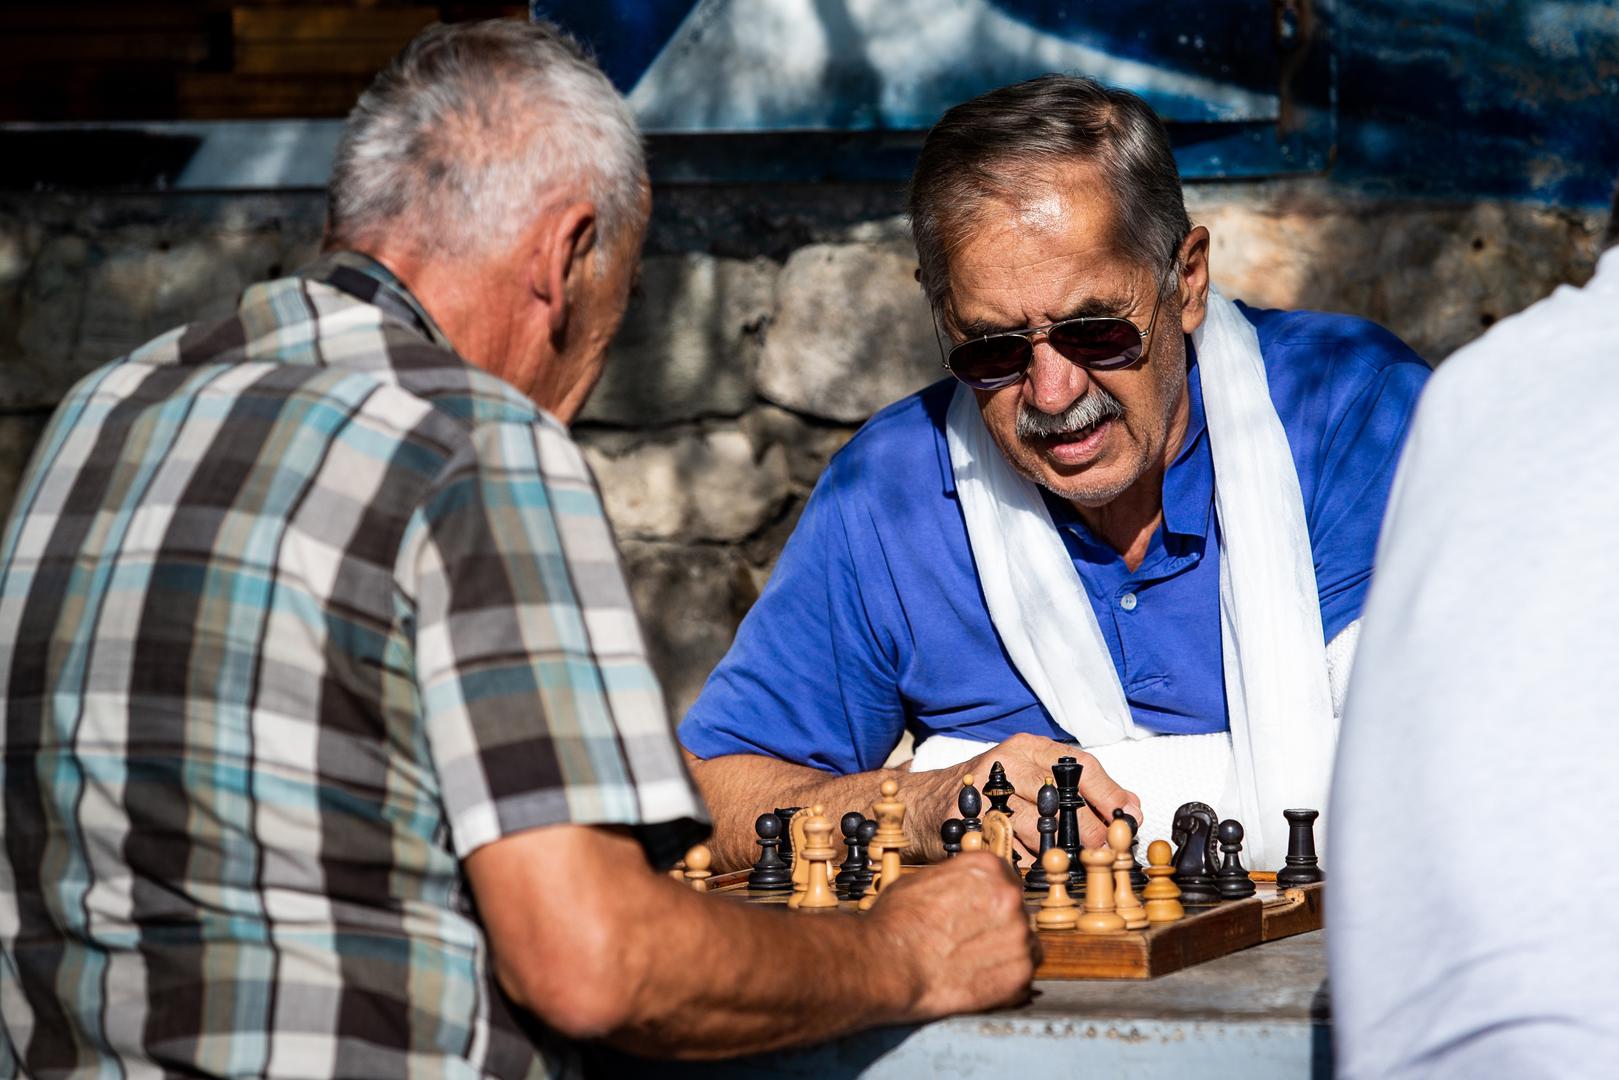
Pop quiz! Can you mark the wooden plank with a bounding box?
[0,33,213,65]
[176,73,373,119]
[232,6,439,42]
[233,40,415,76]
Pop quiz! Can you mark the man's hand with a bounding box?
[911,734,1141,859]
[868,852,1039,1018]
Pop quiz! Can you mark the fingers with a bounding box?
[1071,750,1142,830]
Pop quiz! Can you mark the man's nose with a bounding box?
[1023,337,1090,413]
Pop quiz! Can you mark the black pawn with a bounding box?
[748,812,792,892]
[983,761,1016,816]
[849,819,877,897]
[835,812,868,899]
[958,779,983,834]
[1172,810,1221,905]
[1024,780,1060,892]
[1215,819,1256,900]
[940,818,965,858]
[1113,808,1150,893]
[773,806,802,866]
[1276,808,1325,886]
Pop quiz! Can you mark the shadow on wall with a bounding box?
[0,182,1607,723]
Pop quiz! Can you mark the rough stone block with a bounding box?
[618,540,758,721]
[583,425,790,543]
[1189,187,1599,362]
[756,242,942,423]
[583,253,776,425]
[0,413,52,524]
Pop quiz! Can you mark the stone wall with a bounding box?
[0,184,1604,716]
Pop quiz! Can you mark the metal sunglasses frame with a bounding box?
[934,261,1179,390]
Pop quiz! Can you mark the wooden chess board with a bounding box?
[707,867,1323,980]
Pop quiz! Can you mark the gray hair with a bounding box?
[327,19,646,259]
[909,75,1190,317]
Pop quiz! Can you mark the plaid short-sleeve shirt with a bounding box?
[0,253,708,1078]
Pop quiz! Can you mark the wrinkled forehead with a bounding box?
[943,170,1149,328]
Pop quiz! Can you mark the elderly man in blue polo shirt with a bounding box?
[680,75,1430,871]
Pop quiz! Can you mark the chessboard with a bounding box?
[708,866,1321,980]
[679,757,1326,981]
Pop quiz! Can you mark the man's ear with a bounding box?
[528,201,599,340]
[1177,225,1212,335]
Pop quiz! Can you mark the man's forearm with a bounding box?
[686,751,952,870]
[469,825,1032,1059]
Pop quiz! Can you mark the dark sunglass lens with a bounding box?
[948,336,1032,387]
[1048,319,1143,370]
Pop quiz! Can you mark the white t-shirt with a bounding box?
[1328,247,1619,1079]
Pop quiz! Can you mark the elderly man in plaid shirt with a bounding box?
[0,20,1035,1078]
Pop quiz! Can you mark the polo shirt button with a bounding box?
[1120,592,1138,612]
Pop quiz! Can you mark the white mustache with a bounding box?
[1015,389,1125,439]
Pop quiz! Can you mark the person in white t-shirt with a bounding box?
[1328,191,1619,1079]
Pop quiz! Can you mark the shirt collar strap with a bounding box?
[300,250,456,351]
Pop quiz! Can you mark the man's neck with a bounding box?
[1072,470,1166,573]
[1070,380,1193,573]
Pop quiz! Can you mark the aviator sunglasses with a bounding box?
[938,263,1177,390]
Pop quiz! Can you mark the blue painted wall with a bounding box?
[535,0,1618,206]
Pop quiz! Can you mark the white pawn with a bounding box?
[1036,848,1079,931]
[1109,817,1148,930]
[682,844,712,893]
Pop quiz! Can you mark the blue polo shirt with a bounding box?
[679,305,1430,773]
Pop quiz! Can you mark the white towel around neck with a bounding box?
[936,287,1337,869]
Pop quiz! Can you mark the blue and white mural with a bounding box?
[536,0,1619,205]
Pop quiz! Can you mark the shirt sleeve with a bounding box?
[677,464,908,774]
[399,415,707,867]
[1296,327,1432,640]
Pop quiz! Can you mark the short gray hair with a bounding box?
[327,19,646,258]
[909,75,1190,317]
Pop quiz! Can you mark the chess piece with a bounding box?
[939,817,965,859]
[1035,848,1079,931]
[1114,808,1150,893]
[1142,839,1185,923]
[1024,779,1060,892]
[682,844,712,893]
[1215,819,1257,900]
[835,812,868,899]
[1077,846,1125,933]
[773,807,802,865]
[789,809,811,899]
[960,830,985,852]
[983,761,1015,815]
[748,812,792,892]
[850,818,878,897]
[1051,757,1085,868]
[1171,805,1221,906]
[983,812,1014,865]
[958,774,983,833]
[859,780,907,911]
[792,808,840,910]
[1275,808,1325,886]
[1109,817,1149,929]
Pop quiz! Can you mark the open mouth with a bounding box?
[1035,416,1114,463]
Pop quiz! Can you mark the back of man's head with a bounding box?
[908,74,1190,314]
[326,19,646,262]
